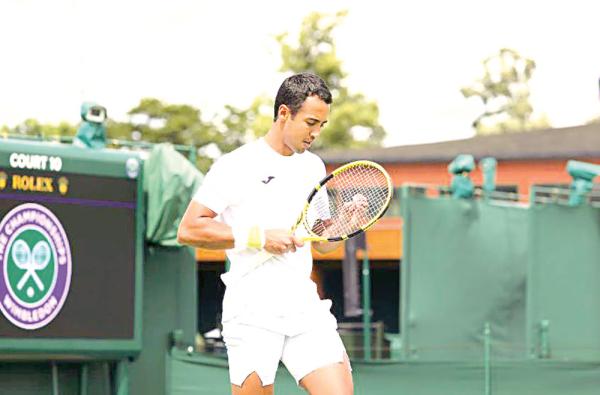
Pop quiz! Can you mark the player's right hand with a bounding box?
[263,229,304,254]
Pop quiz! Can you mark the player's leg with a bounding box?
[300,353,354,395]
[231,372,274,395]
[281,316,353,395]
[223,323,284,395]
[298,353,353,395]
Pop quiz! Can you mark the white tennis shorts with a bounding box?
[222,316,349,386]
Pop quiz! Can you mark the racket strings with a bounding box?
[306,165,391,238]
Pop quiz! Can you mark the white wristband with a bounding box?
[232,225,265,250]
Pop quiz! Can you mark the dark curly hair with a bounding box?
[273,73,332,121]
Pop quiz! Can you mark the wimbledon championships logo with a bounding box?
[0,203,72,330]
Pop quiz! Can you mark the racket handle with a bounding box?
[220,250,274,286]
[220,237,326,286]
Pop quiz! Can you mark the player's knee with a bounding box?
[299,364,353,395]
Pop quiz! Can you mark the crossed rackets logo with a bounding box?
[0,203,71,330]
[11,238,52,298]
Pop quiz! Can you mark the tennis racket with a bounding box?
[221,160,393,285]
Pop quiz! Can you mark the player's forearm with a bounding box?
[177,217,234,249]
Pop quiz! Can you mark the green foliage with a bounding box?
[126,98,215,146]
[221,10,384,151]
[277,11,348,92]
[221,95,273,141]
[104,118,133,141]
[461,48,550,134]
[1,119,76,140]
[277,10,385,148]
[105,98,245,172]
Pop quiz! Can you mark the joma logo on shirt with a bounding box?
[261,176,275,184]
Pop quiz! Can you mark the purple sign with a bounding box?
[0,203,71,330]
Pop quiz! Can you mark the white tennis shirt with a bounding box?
[193,138,333,335]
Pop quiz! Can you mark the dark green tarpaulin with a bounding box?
[144,143,203,246]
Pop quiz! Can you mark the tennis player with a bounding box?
[178,73,354,395]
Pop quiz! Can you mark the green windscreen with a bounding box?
[527,204,600,360]
[401,193,529,360]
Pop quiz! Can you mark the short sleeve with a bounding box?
[316,159,326,180]
[192,157,233,214]
[312,155,326,184]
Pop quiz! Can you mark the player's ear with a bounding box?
[278,105,290,121]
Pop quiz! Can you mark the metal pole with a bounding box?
[115,359,129,395]
[103,363,110,395]
[361,249,371,361]
[51,362,59,395]
[529,186,537,205]
[400,186,411,359]
[484,322,492,395]
[540,320,550,359]
[80,364,89,395]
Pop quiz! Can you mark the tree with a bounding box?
[276,10,386,149]
[106,98,246,172]
[461,48,550,134]
[1,119,76,139]
[109,10,385,170]
[216,11,386,151]
[221,94,273,145]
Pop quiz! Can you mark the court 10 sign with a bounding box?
[9,153,63,172]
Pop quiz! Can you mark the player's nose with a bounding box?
[309,127,321,138]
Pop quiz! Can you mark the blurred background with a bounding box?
[1,1,600,394]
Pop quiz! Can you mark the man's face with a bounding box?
[281,95,329,155]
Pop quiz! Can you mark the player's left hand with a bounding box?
[342,194,368,220]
